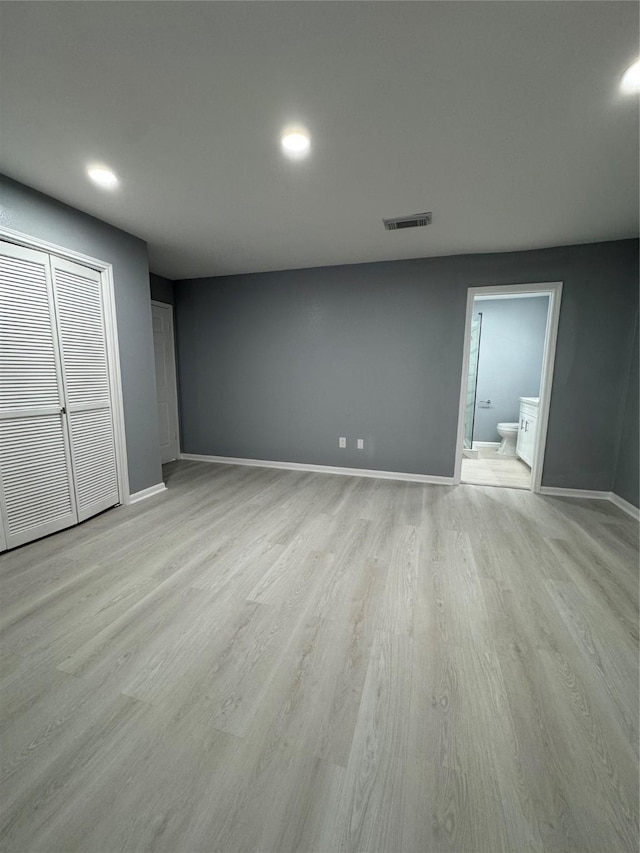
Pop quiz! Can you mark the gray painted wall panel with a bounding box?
[176,261,464,476]
[0,174,162,494]
[473,296,548,442]
[613,313,639,508]
[175,239,638,492]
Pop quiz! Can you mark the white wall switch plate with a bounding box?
[339,437,347,448]
[357,438,364,450]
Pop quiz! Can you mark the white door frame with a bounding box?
[151,300,181,463]
[454,281,563,492]
[0,225,131,504]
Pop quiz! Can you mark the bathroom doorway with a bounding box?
[454,282,562,491]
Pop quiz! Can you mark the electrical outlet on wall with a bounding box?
[357,438,364,450]
[339,437,347,448]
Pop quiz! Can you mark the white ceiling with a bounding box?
[1,1,638,280]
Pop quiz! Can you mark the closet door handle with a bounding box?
[60,406,66,415]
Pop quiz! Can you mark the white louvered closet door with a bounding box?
[50,257,120,522]
[0,242,78,548]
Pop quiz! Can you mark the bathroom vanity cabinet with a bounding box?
[517,397,539,467]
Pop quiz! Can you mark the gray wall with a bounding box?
[613,312,639,508]
[473,296,549,443]
[176,260,463,476]
[150,273,174,305]
[175,239,638,492]
[0,174,162,494]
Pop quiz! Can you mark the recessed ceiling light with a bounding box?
[620,58,640,94]
[280,127,311,158]
[87,164,119,189]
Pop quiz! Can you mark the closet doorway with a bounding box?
[0,232,129,550]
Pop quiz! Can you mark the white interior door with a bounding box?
[50,257,120,522]
[152,302,180,464]
[0,241,78,548]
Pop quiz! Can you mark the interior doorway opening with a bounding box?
[455,282,562,492]
[151,301,180,465]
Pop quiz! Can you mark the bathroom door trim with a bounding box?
[453,281,563,493]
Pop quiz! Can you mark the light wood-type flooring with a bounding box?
[461,446,532,488]
[1,460,638,853]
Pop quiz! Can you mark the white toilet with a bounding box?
[496,422,519,456]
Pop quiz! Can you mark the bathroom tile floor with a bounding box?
[461,445,532,489]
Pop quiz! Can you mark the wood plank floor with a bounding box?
[1,460,638,853]
[461,446,531,488]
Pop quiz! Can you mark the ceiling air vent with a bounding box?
[383,212,432,231]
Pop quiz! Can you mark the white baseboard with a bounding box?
[609,492,640,520]
[539,486,639,520]
[180,453,455,486]
[127,482,167,504]
[538,486,610,500]
[472,441,501,449]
